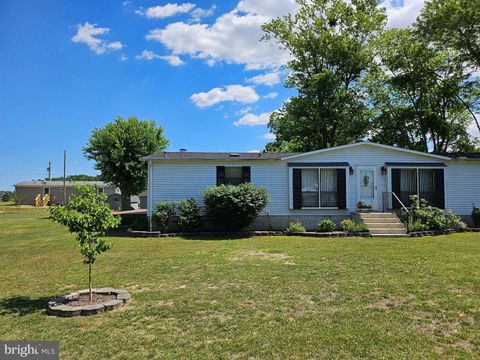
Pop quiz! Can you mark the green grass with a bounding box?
[0,203,479,359]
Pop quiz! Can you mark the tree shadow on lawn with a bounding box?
[181,233,254,241]
[0,295,51,316]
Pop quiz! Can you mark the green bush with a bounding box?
[203,183,269,231]
[286,221,306,233]
[131,215,149,231]
[407,195,466,231]
[317,219,337,232]
[152,202,176,232]
[176,198,202,232]
[472,206,480,227]
[340,219,368,234]
[406,218,426,232]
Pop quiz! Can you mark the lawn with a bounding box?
[0,203,479,359]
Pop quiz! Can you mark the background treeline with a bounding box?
[263,0,480,153]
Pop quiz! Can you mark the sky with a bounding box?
[0,0,438,190]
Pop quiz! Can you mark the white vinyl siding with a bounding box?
[147,144,480,217]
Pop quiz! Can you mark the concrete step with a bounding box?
[361,218,402,224]
[371,234,411,238]
[369,228,407,235]
[356,212,396,218]
[365,223,405,230]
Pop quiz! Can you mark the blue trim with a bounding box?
[385,162,447,167]
[287,162,349,167]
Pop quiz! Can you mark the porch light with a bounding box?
[381,166,387,175]
[349,166,354,175]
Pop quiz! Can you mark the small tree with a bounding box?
[49,185,120,300]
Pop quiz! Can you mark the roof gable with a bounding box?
[281,142,452,161]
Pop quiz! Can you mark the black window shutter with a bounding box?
[242,166,251,183]
[391,169,401,209]
[216,166,225,185]
[434,169,445,209]
[336,168,347,209]
[292,169,302,209]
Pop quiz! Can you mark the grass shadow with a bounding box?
[0,295,51,316]
[181,233,254,241]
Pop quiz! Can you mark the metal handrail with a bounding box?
[392,191,409,214]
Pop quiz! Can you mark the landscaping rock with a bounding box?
[81,304,105,316]
[103,299,123,311]
[117,292,130,303]
[48,305,83,317]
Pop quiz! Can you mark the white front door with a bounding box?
[357,167,376,209]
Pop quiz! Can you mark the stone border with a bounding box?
[409,228,480,237]
[47,288,130,317]
[127,229,375,238]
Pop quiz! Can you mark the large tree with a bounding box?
[416,0,480,70]
[262,0,386,152]
[84,116,169,210]
[366,28,478,153]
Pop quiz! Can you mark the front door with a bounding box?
[357,167,376,210]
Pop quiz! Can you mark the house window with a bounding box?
[216,166,251,185]
[97,187,105,194]
[224,167,244,185]
[300,168,338,208]
[393,168,443,208]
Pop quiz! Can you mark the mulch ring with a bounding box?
[47,288,130,317]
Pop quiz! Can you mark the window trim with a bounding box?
[390,166,445,207]
[291,166,347,210]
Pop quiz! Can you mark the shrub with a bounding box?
[340,219,368,234]
[9,193,25,206]
[176,198,202,232]
[131,215,149,231]
[203,183,269,231]
[406,218,426,232]
[152,202,176,232]
[286,221,306,233]
[407,195,466,231]
[317,219,336,232]
[472,206,480,227]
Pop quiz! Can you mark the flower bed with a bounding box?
[47,288,130,317]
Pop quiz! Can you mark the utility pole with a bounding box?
[63,150,67,205]
[47,162,52,180]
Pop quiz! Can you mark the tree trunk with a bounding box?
[120,188,132,211]
[88,263,92,301]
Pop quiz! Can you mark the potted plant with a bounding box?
[357,201,373,212]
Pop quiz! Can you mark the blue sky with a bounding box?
[0,0,424,190]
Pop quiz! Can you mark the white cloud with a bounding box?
[248,149,261,153]
[236,0,298,18]
[136,50,185,66]
[469,118,480,138]
[119,54,128,61]
[233,112,271,126]
[189,5,216,22]
[247,71,280,86]
[145,0,297,70]
[263,92,278,99]
[236,107,253,116]
[260,132,275,140]
[137,3,196,19]
[71,22,124,55]
[191,85,259,108]
[381,0,425,28]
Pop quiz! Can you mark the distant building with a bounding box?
[13,180,120,206]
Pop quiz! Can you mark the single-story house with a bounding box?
[13,180,120,206]
[142,142,480,229]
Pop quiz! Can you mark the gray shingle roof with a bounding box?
[14,180,112,187]
[435,152,480,159]
[141,152,300,161]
